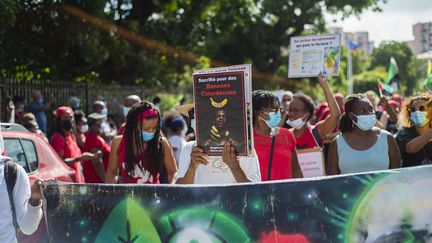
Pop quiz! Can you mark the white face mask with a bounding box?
[352,114,376,131]
[286,114,307,130]
[79,124,89,133]
[100,108,108,116]
[190,117,196,132]
[122,106,130,118]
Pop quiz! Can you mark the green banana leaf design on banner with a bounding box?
[95,197,161,243]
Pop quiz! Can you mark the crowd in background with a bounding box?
[2,76,432,185]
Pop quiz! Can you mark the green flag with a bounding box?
[384,57,399,84]
[423,61,432,92]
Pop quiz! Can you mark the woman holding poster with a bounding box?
[105,101,178,184]
[287,74,341,150]
[252,90,303,181]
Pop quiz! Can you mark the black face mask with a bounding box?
[62,120,74,131]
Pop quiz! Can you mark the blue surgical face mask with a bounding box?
[352,113,376,131]
[411,111,428,127]
[141,131,155,141]
[260,112,281,129]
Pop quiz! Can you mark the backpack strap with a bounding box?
[311,126,323,147]
[4,160,19,235]
[266,136,276,181]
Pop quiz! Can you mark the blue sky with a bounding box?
[325,0,432,45]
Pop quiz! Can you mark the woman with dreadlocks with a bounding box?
[105,101,178,184]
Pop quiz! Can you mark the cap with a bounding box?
[56,106,74,118]
[88,113,106,121]
[175,103,194,118]
[93,100,106,107]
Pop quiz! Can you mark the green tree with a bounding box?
[0,0,387,90]
[353,66,387,93]
[369,41,418,95]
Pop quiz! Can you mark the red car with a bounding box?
[1,123,80,242]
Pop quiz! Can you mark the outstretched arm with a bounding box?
[316,74,341,138]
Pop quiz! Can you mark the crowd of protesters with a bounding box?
[3,76,432,241]
[2,76,432,187]
[0,82,429,183]
[3,76,432,188]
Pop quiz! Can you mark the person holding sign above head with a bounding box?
[327,94,400,175]
[287,74,341,150]
[105,101,178,184]
[252,90,303,181]
[176,103,261,184]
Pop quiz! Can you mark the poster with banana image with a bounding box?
[193,64,253,156]
[288,34,341,78]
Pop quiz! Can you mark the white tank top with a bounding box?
[336,130,390,174]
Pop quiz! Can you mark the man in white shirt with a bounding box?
[175,104,260,184]
[0,130,44,243]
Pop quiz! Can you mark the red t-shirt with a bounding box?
[318,107,330,122]
[82,131,111,183]
[50,132,84,183]
[293,125,322,150]
[117,138,160,184]
[254,128,296,181]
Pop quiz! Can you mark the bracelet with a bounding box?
[29,198,42,207]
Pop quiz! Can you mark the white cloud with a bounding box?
[325,0,432,45]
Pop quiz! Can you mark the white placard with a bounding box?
[288,34,341,78]
[297,147,326,178]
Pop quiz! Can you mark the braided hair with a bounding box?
[339,94,368,133]
[123,101,163,176]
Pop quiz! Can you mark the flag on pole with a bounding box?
[384,57,399,84]
[377,79,393,97]
[347,40,358,95]
[348,40,360,50]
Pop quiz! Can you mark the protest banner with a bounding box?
[288,34,341,78]
[44,165,432,242]
[193,64,253,156]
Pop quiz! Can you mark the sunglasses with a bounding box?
[410,105,428,113]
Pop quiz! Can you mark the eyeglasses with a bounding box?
[410,105,427,112]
